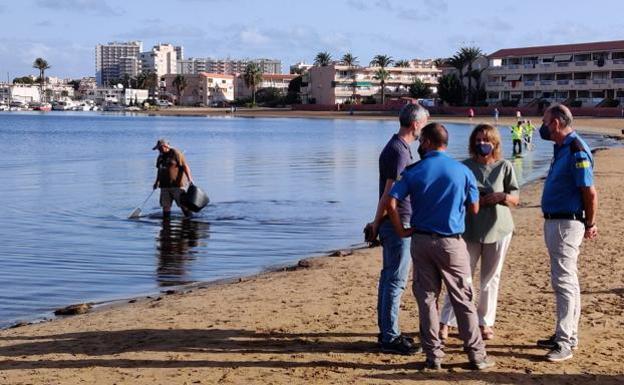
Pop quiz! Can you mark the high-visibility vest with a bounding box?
[524,123,535,136]
[511,124,523,140]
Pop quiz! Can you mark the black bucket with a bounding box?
[182,184,210,212]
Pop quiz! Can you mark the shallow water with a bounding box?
[0,112,616,327]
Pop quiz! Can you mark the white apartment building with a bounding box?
[162,73,234,106]
[176,58,282,75]
[141,44,180,77]
[96,41,143,86]
[301,64,441,104]
[290,61,313,74]
[486,40,624,107]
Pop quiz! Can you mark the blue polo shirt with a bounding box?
[542,131,593,214]
[389,151,479,235]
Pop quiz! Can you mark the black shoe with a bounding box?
[469,356,496,370]
[537,335,557,349]
[424,358,442,370]
[380,335,420,355]
[537,335,578,350]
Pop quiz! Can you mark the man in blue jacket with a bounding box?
[536,104,598,362]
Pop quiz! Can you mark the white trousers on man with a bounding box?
[544,219,584,351]
[440,232,512,327]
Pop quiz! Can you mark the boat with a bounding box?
[102,102,125,112]
[30,102,52,112]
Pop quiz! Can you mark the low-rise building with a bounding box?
[486,40,624,107]
[162,73,234,106]
[0,83,41,104]
[301,64,441,104]
[235,74,297,100]
[84,87,148,106]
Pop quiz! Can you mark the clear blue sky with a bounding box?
[1,0,623,79]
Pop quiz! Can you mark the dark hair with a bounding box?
[421,122,448,147]
[399,103,429,127]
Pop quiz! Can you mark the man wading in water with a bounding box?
[152,138,194,218]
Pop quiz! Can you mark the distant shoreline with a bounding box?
[141,107,624,139]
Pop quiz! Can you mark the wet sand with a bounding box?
[0,122,623,384]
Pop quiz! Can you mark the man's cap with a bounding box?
[152,138,169,150]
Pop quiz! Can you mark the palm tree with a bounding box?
[394,60,410,68]
[314,51,332,66]
[341,53,358,102]
[459,46,483,104]
[370,55,393,104]
[341,52,358,67]
[33,58,50,102]
[137,71,158,97]
[447,54,467,104]
[373,68,390,104]
[243,62,263,106]
[172,74,187,105]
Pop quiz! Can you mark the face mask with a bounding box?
[539,123,552,141]
[417,144,427,160]
[476,143,493,156]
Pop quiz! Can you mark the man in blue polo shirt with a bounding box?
[365,103,428,355]
[386,122,494,370]
[536,104,598,362]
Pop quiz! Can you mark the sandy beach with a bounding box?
[1,117,623,384]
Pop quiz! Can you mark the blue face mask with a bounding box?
[476,143,493,156]
[539,123,552,141]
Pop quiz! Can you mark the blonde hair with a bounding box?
[469,124,503,160]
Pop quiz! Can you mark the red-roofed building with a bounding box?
[485,40,624,107]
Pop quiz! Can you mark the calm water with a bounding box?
[0,112,616,327]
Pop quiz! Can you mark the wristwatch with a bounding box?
[584,222,596,230]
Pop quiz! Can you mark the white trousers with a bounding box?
[440,232,513,327]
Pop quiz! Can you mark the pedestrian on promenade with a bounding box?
[493,108,499,122]
[152,138,194,218]
[511,121,524,155]
[536,104,598,362]
[439,124,520,341]
[365,103,428,355]
[386,123,495,370]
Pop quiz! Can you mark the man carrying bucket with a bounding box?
[152,138,194,218]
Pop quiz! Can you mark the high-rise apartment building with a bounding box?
[95,41,143,86]
[176,58,282,75]
[140,43,180,77]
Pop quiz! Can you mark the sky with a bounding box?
[1,0,624,79]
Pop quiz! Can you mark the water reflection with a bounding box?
[156,218,211,286]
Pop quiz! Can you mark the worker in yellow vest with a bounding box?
[523,120,535,149]
[511,121,524,155]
